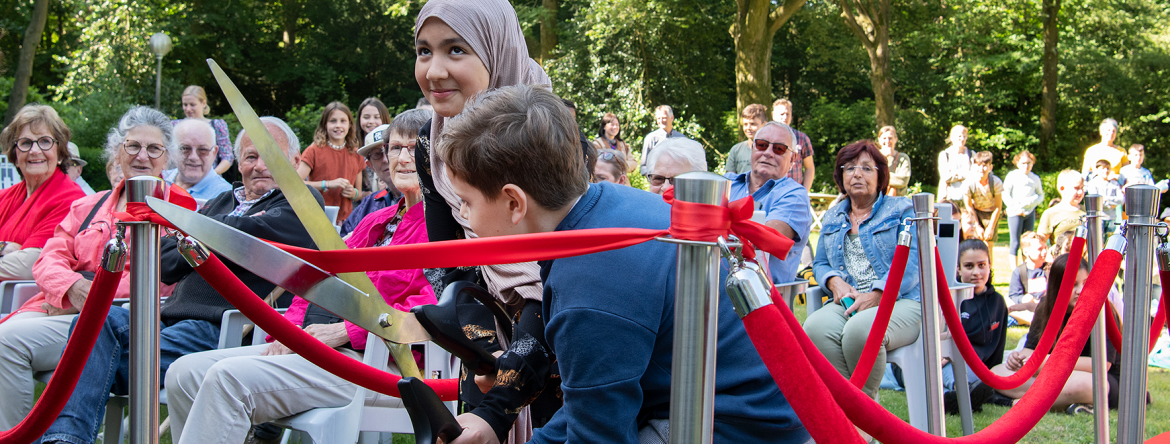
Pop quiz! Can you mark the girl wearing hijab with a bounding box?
[412,1,567,443]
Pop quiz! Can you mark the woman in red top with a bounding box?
[297,101,368,222]
[0,105,85,283]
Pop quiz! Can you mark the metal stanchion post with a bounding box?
[1119,185,1160,443]
[666,172,729,444]
[127,176,165,444]
[1082,195,1109,443]
[912,194,946,436]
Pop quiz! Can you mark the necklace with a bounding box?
[327,141,345,149]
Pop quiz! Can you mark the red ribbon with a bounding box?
[848,243,909,388]
[936,236,1084,390]
[747,247,1122,444]
[663,189,794,262]
[0,267,123,443]
[113,184,197,228]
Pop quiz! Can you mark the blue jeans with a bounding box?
[40,307,220,444]
[942,361,982,392]
[1007,211,1036,258]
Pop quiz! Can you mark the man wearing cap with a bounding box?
[164,119,233,201]
[64,142,95,195]
[339,123,403,236]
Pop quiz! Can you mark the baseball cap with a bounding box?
[358,124,391,157]
[67,142,88,167]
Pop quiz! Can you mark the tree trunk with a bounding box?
[539,0,558,64]
[731,0,806,118]
[838,0,895,128]
[1039,0,1060,157]
[3,0,51,126]
[283,0,300,54]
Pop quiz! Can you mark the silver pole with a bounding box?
[1082,195,1110,443]
[1119,185,1160,442]
[667,172,729,444]
[127,176,165,444]
[154,56,163,110]
[912,194,945,436]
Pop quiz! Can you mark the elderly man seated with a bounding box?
[725,121,812,283]
[37,116,321,444]
[642,137,707,195]
[164,119,233,201]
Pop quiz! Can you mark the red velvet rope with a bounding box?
[0,267,123,443]
[935,236,1084,390]
[748,294,864,443]
[191,253,459,400]
[747,248,1122,444]
[848,243,909,388]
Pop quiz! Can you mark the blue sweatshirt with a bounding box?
[531,182,809,444]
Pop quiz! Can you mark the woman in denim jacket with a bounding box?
[804,140,922,402]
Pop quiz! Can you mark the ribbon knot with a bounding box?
[113,184,197,230]
[663,189,794,261]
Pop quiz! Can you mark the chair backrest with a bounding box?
[935,203,960,286]
[323,206,341,225]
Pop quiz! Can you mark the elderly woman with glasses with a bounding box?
[0,105,87,285]
[0,106,179,429]
[642,137,707,195]
[803,139,922,403]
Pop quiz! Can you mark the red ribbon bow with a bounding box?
[663,188,794,262]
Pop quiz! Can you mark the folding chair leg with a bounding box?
[104,397,127,444]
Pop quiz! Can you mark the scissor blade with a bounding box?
[207,61,431,373]
[147,197,434,344]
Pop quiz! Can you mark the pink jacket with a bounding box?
[15,182,175,318]
[279,199,436,350]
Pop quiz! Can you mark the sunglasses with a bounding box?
[753,139,790,155]
[598,151,618,161]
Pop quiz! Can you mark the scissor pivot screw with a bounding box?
[378,313,392,328]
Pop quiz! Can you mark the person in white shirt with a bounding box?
[1003,150,1044,266]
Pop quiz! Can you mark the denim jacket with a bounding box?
[813,193,921,302]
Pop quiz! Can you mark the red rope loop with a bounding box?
[847,243,910,388]
[0,267,123,443]
[936,236,1084,390]
[745,247,1123,444]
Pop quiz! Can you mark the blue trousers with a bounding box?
[1007,210,1036,258]
[39,307,219,444]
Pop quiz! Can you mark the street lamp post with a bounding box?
[149,32,173,110]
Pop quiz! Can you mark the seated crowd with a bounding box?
[1,0,1163,441]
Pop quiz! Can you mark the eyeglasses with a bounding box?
[123,141,167,159]
[14,137,56,152]
[841,164,877,175]
[645,174,674,187]
[753,139,790,155]
[385,144,415,159]
[179,145,214,158]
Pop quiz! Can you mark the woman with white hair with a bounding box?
[643,137,707,195]
[0,106,177,430]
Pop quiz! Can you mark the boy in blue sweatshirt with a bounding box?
[435,84,810,444]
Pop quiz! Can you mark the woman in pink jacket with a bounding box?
[0,106,179,430]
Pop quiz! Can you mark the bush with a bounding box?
[0,77,50,119]
[799,98,877,193]
[285,104,322,147]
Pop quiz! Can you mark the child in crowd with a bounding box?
[592,148,630,186]
[983,254,1123,413]
[1003,150,1044,266]
[944,240,1009,414]
[1037,169,1086,245]
[961,151,1003,262]
[297,101,368,222]
[437,84,811,444]
[1085,159,1124,232]
[1007,231,1048,326]
[1119,144,1170,193]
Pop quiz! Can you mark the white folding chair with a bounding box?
[275,333,457,444]
[0,280,35,316]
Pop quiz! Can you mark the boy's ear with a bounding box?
[501,184,528,226]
